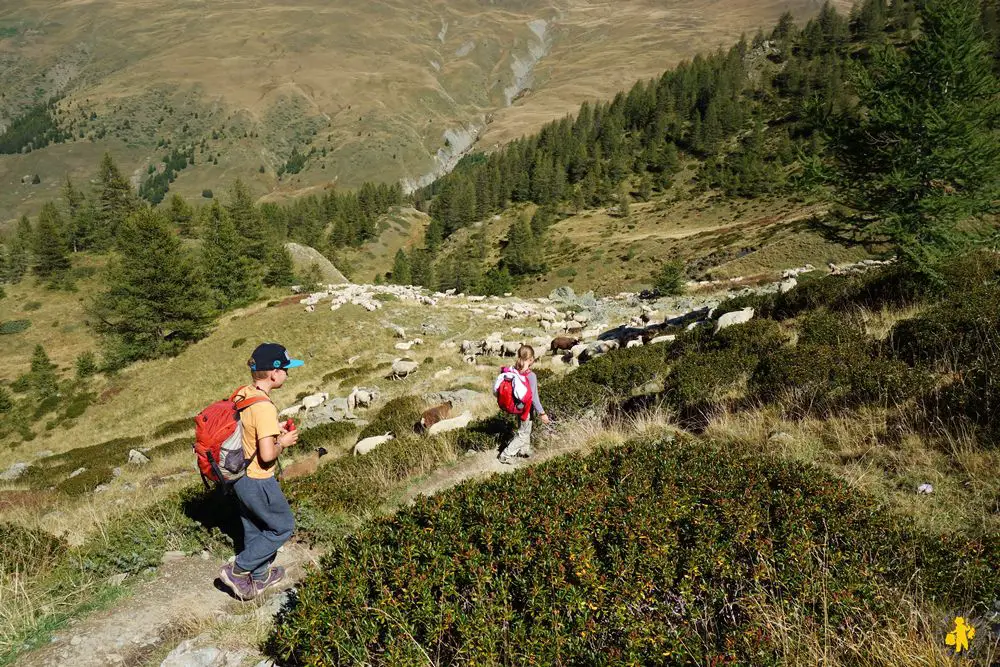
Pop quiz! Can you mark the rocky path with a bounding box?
[17,543,319,667]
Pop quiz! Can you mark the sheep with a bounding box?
[778,278,797,294]
[565,321,584,334]
[395,341,414,351]
[715,307,755,333]
[501,341,521,357]
[460,340,478,355]
[626,338,644,349]
[569,343,590,359]
[301,392,329,410]
[432,367,453,380]
[427,411,473,436]
[389,324,406,339]
[278,404,303,418]
[348,386,379,411]
[649,334,676,345]
[420,401,453,431]
[390,358,419,379]
[279,447,329,480]
[353,433,394,456]
[550,336,580,354]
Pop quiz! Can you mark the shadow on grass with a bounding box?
[181,486,245,553]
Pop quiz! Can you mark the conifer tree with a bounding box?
[95,153,140,248]
[200,201,260,310]
[29,344,58,400]
[263,245,296,287]
[391,248,412,285]
[617,182,632,218]
[226,179,267,260]
[91,208,212,365]
[5,216,31,283]
[830,0,1000,270]
[32,203,71,278]
[167,194,196,237]
[502,219,544,275]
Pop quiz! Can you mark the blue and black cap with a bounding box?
[249,342,304,372]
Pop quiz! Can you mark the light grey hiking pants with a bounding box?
[233,475,295,580]
[502,419,533,458]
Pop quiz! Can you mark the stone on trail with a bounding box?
[0,462,28,481]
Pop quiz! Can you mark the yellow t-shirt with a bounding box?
[234,385,281,479]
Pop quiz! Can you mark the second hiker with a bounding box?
[497,344,549,465]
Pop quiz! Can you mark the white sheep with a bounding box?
[390,358,419,379]
[626,338,644,349]
[348,386,379,411]
[278,404,303,418]
[395,341,414,351]
[501,341,521,357]
[427,411,473,436]
[649,334,677,345]
[353,433,394,456]
[433,367,453,380]
[300,392,329,410]
[715,308,755,333]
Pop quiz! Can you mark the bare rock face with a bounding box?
[0,462,28,481]
[284,242,349,285]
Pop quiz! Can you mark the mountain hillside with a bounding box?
[0,0,847,224]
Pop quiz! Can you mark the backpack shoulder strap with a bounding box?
[229,387,273,412]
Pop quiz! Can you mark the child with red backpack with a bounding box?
[207,342,301,601]
[495,345,549,465]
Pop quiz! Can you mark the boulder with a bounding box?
[424,389,486,406]
[0,462,28,481]
[917,483,934,495]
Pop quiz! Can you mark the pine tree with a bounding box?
[226,179,267,260]
[167,194,196,237]
[95,153,140,249]
[91,208,213,365]
[200,202,261,310]
[830,0,1000,270]
[29,344,59,400]
[33,203,71,278]
[502,219,544,275]
[5,216,31,283]
[391,248,412,285]
[617,182,631,218]
[263,245,296,287]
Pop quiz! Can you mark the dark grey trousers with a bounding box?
[233,475,295,580]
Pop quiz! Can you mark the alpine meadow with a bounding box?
[1,0,999,665]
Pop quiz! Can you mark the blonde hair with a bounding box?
[514,345,535,372]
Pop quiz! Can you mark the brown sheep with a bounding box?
[550,336,580,354]
[419,401,453,432]
[279,447,328,481]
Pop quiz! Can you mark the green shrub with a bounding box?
[358,396,425,440]
[75,351,98,378]
[23,436,144,490]
[888,285,1000,369]
[751,343,925,414]
[63,392,94,419]
[0,319,31,335]
[56,466,113,496]
[297,422,358,451]
[231,337,247,349]
[267,437,999,665]
[153,417,193,439]
[147,436,193,457]
[538,377,610,419]
[0,522,67,576]
[923,355,1000,446]
[454,413,517,454]
[664,349,757,417]
[712,292,777,319]
[0,387,12,413]
[22,301,41,312]
[372,293,399,303]
[572,344,672,395]
[797,310,868,347]
[652,259,685,295]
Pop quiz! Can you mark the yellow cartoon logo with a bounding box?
[946,617,975,654]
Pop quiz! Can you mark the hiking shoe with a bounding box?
[219,562,257,601]
[498,454,515,465]
[253,565,286,595]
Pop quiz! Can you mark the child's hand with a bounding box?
[278,429,299,448]
[540,413,551,425]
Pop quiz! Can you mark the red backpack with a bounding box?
[194,388,271,486]
[494,367,532,421]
